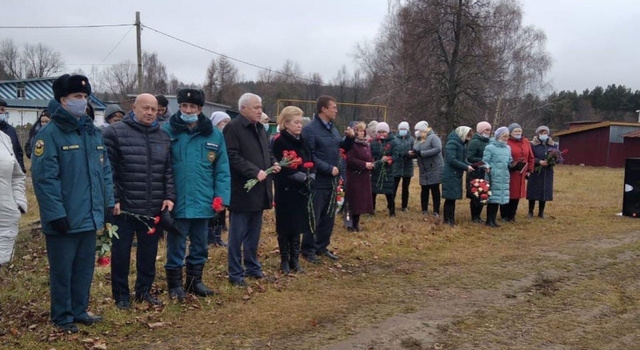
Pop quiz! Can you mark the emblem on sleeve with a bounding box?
[34,139,45,157]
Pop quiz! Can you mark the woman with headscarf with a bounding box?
[466,121,492,223]
[0,130,27,268]
[482,127,512,227]
[207,111,232,247]
[527,126,557,218]
[413,121,443,217]
[502,123,535,222]
[441,126,474,226]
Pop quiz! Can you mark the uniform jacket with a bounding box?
[103,113,175,217]
[370,137,395,194]
[301,114,354,189]
[526,136,557,201]
[0,121,25,173]
[482,138,512,205]
[346,139,374,215]
[32,101,114,235]
[507,137,535,199]
[391,133,414,178]
[223,113,275,212]
[0,131,27,264]
[414,130,443,186]
[164,112,230,218]
[442,130,470,199]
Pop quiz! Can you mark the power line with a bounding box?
[141,24,314,83]
[99,25,135,65]
[0,24,133,29]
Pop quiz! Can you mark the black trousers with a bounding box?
[302,187,335,257]
[528,200,546,216]
[393,176,412,209]
[500,199,520,221]
[420,184,441,214]
[372,192,395,214]
[470,200,484,219]
[443,199,457,224]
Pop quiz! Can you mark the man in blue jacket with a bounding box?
[32,74,114,333]
[301,95,354,262]
[163,88,231,300]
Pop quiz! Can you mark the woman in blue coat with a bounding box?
[441,126,474,226]
[482,127,512,227]
[527,126,558,218]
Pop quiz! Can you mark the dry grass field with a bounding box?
[1,165,639,350]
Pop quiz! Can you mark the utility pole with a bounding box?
[136,11,143,94]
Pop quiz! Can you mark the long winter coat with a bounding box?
[442,130,470,199]
[482,139,512,205]
[391,134,414,178]
[103,113,175,217]
[526,136,557,201]
[346,139,374,215]
[371,137,395,194]
[0,121,25,173]
[32,101,114,235]
[223,113,275,212]
[507,137,535,199]
[414,130,443,186]
[272,130,313,234]
[0,131,27,264]
[164,112,231,218]
[301,114,354,190]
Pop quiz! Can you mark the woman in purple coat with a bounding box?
[346,122,374,232]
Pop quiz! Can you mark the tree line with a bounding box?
[1,0,638,133]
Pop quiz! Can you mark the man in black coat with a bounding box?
[301,95,354,262]
[103,93,175,309]
[0,98,25,173]
[223,93,280,286]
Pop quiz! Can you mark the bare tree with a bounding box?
[203,58,218,101]
[101,61,138,98]
[216,56,239,106]
[0,39,23,79]
[22,43,64,78]
[142,52,168,94]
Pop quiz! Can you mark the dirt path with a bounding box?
[320,231,640,350]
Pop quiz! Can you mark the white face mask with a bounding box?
[482,132,491,138]
[0,113,7,122]
[415,130,420,138]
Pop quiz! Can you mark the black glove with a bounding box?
[160,208,182,236]
[50,217,70,234]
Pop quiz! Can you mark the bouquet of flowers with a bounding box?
[470,178,492,205]
[335,180,345,214]
[374,156,393,190]
[97,211,161,266]
[535,148,568,173]
[244,150,302,192]
[303,162,316,233]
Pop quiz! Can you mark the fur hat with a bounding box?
[177,88,205,107]
[414,121,429,132]
[398,121,410,130]
[53,74,91,102]
[508,123,522,134]
[476,121,492,133]
[535,125,550,135]
[0,98,6,107]
[376,122,390,133]
[104,104,124,121]
[495,126,509,139]
[155,94,169,107]
[210,111,231,127]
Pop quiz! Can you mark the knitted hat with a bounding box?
[414,121,429,132]
[535,125,550,135]
[53,74,91,102]
[210,111,231,127]
[104,104,124,121]
[476,121,492,133]
[177,88,205,107]
[155,94,169,107]
[495,126,509,139]
[508,123,522,133]
[398,121,410,130]
[376,122,390,133]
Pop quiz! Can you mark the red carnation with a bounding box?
[147,227,156,235]
[303,162,314,169]
[212,197,224,212]
[480,194,489,200]
[471,187,478,193]
[97,256,111,266]
[386,158,393,165]
[154,216,161,225]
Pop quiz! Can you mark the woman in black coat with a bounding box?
[272,106,313,274]
[527,126,558,218]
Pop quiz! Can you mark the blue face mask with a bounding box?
[539,134,549,142]
[0,113,7,122]
[263,123,269,132]
[66,98,88,117]
[398,130,408,137]
[180,113,198,123]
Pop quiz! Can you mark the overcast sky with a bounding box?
[2,0,640,94]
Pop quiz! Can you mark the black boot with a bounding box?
[486,204,500,227]
[528,200,535,218]
[509,199,519,222]
[289,234,304,273]
[278,235,291,274]
[470,202,483,223]
[165,268,186,302]
[538,201,546,218]
[500,203,510,221]
[185,263,214,297]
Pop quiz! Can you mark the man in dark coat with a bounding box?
[0,98,25,173]
[300,95,354,262]
[32,74,114,333]
[103,93,175,309]
[224,92,280,286]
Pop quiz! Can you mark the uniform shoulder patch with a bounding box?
[34,140,44,157]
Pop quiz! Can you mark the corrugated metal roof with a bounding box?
[0,77,106,110]
[555,121,640,137]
